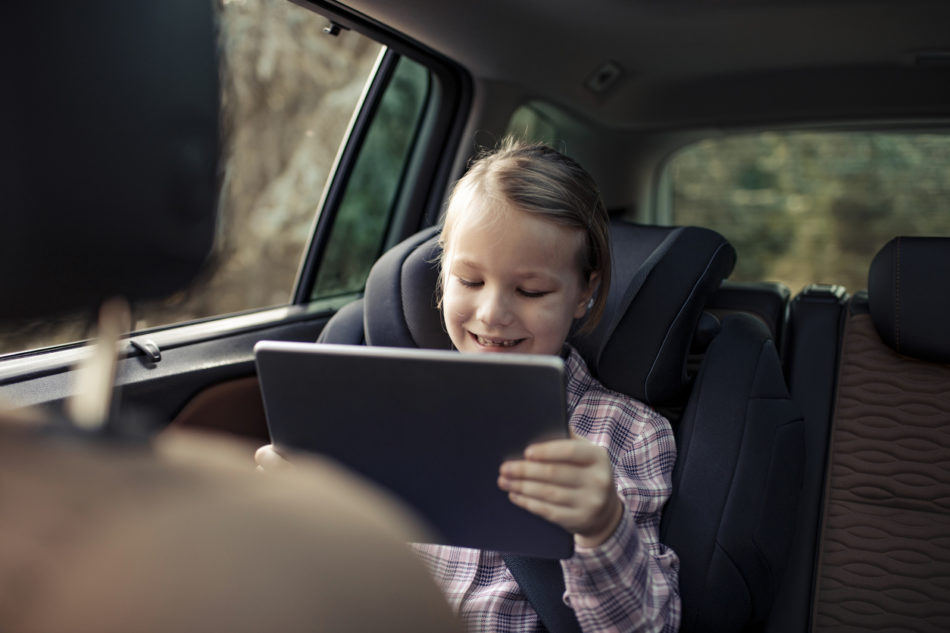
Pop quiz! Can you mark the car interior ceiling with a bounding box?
[344,0,950,128]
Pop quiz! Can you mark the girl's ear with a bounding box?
[574,272,601,319]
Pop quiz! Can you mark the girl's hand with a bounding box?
[498,437,624,548]
[254,443,293,473]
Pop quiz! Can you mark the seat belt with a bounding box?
[502,554,583,633]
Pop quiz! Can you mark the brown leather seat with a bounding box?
[812,237,950,632]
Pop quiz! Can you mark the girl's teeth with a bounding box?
[477,335,516,347]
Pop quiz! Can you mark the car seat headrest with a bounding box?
[1,1,219,320]
[868,236,950,363]
[363,227,452,350]
[572,223,736,406]
[362,223,735,407]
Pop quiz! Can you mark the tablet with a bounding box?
[254,341,574,559]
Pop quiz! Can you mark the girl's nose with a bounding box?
[476,288,513,327]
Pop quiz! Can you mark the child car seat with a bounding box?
[319,221,805,633]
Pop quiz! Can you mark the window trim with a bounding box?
[0,295,361,385]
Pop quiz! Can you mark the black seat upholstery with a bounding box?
[811,236,950,632]
[318,226,450,349]
[868,237,950,362]
[661,312,804,632]
[321,221,805,633]
[767,284,849,633]
[706,280,791,350]
[570,222,735,406]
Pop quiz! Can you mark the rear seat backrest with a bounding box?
[811,236,950,632]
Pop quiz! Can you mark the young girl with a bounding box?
[258,139,680,632]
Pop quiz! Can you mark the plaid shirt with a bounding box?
[413,345,680,633]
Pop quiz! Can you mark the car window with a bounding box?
[506,103,561,147]
[0,0,383,356]
[667,131,950,294]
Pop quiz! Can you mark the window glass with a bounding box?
[506,103,560,146]
[0,0,381,356]
[669,132,950,294]
[310,55,430,299]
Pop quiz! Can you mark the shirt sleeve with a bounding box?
[560,405,681,633]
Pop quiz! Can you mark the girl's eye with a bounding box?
[456,277,482,288]
[518,288,550,298]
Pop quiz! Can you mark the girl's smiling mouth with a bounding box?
[471,332,525,348]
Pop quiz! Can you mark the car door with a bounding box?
[0,0,470,444]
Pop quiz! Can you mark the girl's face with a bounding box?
[442,200,596,356]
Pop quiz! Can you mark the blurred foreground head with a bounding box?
[1,429,461,633]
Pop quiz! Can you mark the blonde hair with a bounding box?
[438,138,611,332]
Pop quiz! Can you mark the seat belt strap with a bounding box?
[502,554,583,633]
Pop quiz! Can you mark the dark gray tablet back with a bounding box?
[254,341,574,559]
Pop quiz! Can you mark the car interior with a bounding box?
[2,0,949,631]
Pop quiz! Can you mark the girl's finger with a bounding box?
[499,459,583,486]
[498,475,582,507]
[524,438,601,464]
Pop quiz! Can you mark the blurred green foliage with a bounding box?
[671,132,950,294]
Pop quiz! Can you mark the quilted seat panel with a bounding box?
[817,500,950,628]
[813,313,950,632]
[814,314,950,631]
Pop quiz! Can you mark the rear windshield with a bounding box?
[669,131,950,294]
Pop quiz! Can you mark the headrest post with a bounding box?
[66,298,130,431]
